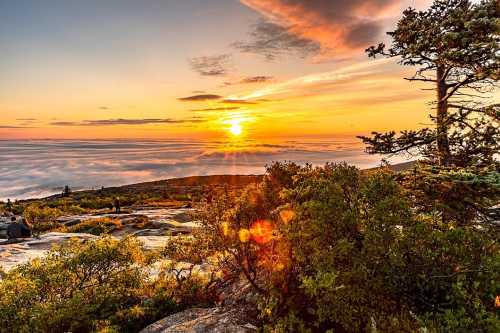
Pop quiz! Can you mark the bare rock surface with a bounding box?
[0,232,96,271]
[135,235,173,250]
[57,208,197,228]
[139,307,257,333]
[0,208,197,271]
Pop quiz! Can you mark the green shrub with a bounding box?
[78,196,114,210]
[23,204,63,233]
[67,217,123,235]
[170,162,500,332]
[0,236,215,333]
[0,236,147,332]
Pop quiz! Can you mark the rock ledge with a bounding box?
[140,307,257,333]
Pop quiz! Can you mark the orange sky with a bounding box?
[3,0,492,141]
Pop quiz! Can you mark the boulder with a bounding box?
[139,307,257,333]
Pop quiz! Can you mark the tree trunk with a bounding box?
[436,65,451,166]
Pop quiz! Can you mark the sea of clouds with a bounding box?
[0,138,403,200]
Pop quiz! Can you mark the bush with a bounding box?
[170,162,500,332]
[0,236,215,333]
[67,217,123,235]
[78,196,114,210]
[0,236,147,332]
[395,165,500,225]
[23,204,63,233]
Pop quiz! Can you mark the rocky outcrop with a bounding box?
[140,307,257,333]
[0,207,198,271]
[0,232,96,271]
[56,208,197,237]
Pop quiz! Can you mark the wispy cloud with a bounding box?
[221,99,258,105]
[240,76,274,84]
[189,54,232,76]
[178,94,222,102]
[224,76,275,86]
[233,20,321,60]
[237,58,394,100]
[49,121,77,126]
[50,118,204,126]
[191,107,241,112]
[0,125,34,129]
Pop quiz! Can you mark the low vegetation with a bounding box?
[1,161,497,332]
[67,217,123,235]
[0,174,262,218]
[23,204,65,233]
[0,237,216,333]
[169,162,499,332]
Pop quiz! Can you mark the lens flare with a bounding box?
[238,228,251,243]
[250,220,274,244]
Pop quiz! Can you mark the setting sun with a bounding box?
[229,122,242,136]
[225,118,244,136]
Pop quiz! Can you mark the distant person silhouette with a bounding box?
[114,197,121,214]
[5,199,12,212]
[7,216,32,240]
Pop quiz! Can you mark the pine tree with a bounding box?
[360,0,500,224]
[359,0,499,167]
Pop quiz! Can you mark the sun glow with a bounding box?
[225,118,244,136]
[219,112,256,139]
[229,122,242,136]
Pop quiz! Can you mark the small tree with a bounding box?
[360,0,499,167]
[62,185,71,197]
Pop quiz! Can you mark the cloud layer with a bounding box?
[240,0,402,58]
[0,138,401,200]
[0,125,33,129]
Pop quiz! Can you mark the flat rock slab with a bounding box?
[0,234,180,271]
[0,208,197,272]
[0,232,96,272]
[140,307,257,333]
[57,208,199,229]
[135,235,173,251]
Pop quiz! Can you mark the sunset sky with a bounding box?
[0,0,446,140]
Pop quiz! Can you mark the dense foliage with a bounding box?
[170,162,500,332]
[0,237,215,333]
[396,165,500,225]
